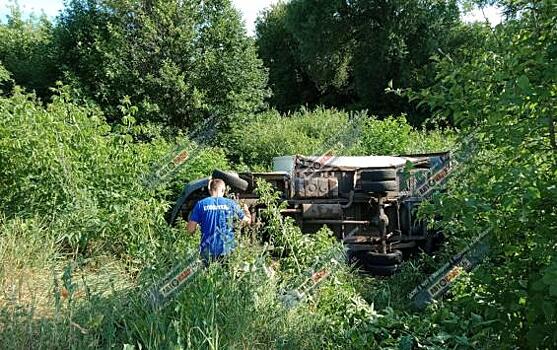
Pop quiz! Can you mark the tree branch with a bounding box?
[549,114,557,151]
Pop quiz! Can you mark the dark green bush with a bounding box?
[255,0,465,124]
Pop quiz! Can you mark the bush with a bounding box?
[356,116,414,155]
[0,61,10,84]
[229,107,452,169]
[228,107,352,168]
[0,86,228,263]
[408,1,557,347]
[0,8,59,98]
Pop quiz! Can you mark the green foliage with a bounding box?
[0,181,381,349]
[0,60,10,84]
[359,116,455,155]
[0,87,493,349]
[407,0,557,347]
[55,0,268,128]
[0,7,59,98]
[0,213,501,349]
[0,86,229,263]
[256,179,341,272]
[228,108,352,168]
[527,260,557,347]
[255,0,471,124]
[1,0,554,347]
[357,116,414,155]
[229,107,452,169]
[255,2,318,112]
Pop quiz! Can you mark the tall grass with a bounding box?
[0,185,499,349]
[0,87,500,349]
[0,179,379,348]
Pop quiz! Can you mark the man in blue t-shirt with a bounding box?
[187,178,251,262]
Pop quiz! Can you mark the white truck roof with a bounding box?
[273,155,423,173]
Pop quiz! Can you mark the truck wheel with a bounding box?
[239,172,255,191]
[363,250,403,265]
[361,180,398,193]
[363,264,399,276]
[212,170,249,191]
[361,169,397,181]
[349,249,403,266]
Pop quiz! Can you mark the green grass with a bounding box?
[0,184,501,349]
[0,88,503,349]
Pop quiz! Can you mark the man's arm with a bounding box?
[188,201,202,234]
[187,220,198,234]
[241,204,251,225]
[233,201,251,226]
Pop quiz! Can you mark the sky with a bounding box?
[0,0,503,35]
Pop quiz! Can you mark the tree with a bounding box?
[55,0,268,129]
[256,0,464,125]
[0,7,60,98]
[348,0,460,118]
[410,0,557,347]
[255,2,319,112]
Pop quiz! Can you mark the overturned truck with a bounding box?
[168,152,451,275]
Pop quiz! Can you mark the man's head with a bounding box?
[209,178,226,197]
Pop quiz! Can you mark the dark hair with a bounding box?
[209,178,225,192]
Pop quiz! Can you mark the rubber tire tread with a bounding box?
[361,180,398,192]
[212,170,249,191]
[358,249,403,266]
[362,264,399,276]
[360,169,397,181]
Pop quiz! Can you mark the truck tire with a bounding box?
[361,180,398,193]
[212,170,249,191]
[348,249,403,266]
[239,172,255,191]
[360,169,397,182]
[363,250,403,265]
[363,264,399,276]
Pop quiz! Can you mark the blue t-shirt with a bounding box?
[189,196,244,258]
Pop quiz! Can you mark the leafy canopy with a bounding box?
[55,0,269,128]
[256,0,465,125]
[410,0,557,347]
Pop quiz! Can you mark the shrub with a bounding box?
[0,61,10,84]
[0,86,228,263]
[408,1,557,346]
[229,108,452,169]
[228,107,352,169]
[0,8,59,98]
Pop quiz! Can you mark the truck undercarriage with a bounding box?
[168,152,451,275]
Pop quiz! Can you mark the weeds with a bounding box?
[0,87,505,349]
